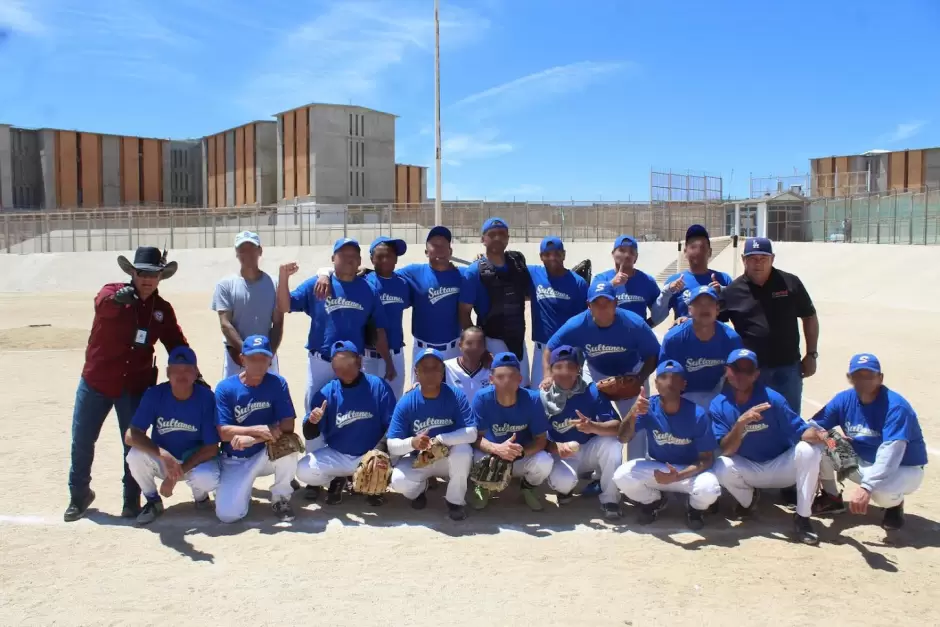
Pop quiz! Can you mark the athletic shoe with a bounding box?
[793,514,819,545]
[325,478,345,505]
[63,490,96,522]
[520,481,544,512]
[733,489,761,519]
[636,495,668,525]
[779,485,797,507]
[470,485,490,510]
[686,505,706,531]
[447,502,467,521]
[581,480,601,497]
[194,496,212,510]
[272,499,295,522]
[555,491,574,506]
[290,479,302,491]
[367,494,385,507]
[136,499,165,526]
[602,502,622,521]
[121,500,142,518]
[882,502,905,531]
[411,491,428,510]
[304,485,321,501]
[812,492,847,516]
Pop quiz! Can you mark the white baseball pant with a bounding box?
[548,436,623,505]
[363,348,406,400]
[413,338,461,365]
[390,443,472,506]
[296,447,365,487]
[485,338,530,388]
[222,351,280,379]
[613,459,721,511]
[215,450,297,523]
[305,351,337,414]
[472,449,553,486]
[126,448,220,501]
[587,363,650,461]
[820,456,925,508]
[714,442,822,518]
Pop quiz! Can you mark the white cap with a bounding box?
[234,231,261,247]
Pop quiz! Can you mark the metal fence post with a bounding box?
[925,187,930,246]
[44,213,51,252]
[86,214,91,252]
[343,204,348,239]
[212,211,217,248]
[893,192,898,244]
[71,212,76,252]
[128,210,133,250]
[524,202,529,243]
[170,210,175,249]
[3,214,9,253]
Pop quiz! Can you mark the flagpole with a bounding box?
[434,0,443,226]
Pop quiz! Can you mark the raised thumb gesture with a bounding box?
[309,399,328,425]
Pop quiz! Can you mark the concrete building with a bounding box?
[201,121,277,208]
[395,164,428,205]
[810,147,940,197]
[275,103,396,205]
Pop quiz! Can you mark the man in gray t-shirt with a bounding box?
[211,231,283,378]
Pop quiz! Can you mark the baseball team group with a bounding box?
[61,219,928,546]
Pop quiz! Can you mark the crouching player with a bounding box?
[215,335,299,523]
[125,346,220,525]
[388,349,477,521]
[541,345,623,520]
[613,360,721,530]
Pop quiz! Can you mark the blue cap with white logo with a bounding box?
[689,285,718,302]
[242,335,273,357]
[415,348,444,365]
[613,235,638,250]
[743,237,773,257]
[168,345,197,366]
[330,340,359,358]
[549,345,581,366]
[656,359,685,377]
[685,224,710,243]
[333,238,360,254]
[727,348,758,366]
[849,353,881,374]
[588,279,616,302]
[540,236,564,253]
[481,217,509,234]
[426,225,452,242]
[491,352,520,370]
[370,236,407,256]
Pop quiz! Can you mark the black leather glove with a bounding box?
[113,285,139,305]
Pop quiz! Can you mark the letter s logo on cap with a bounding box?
[253,337,263,346]
[595,283,606,291]
[857,355,869,363]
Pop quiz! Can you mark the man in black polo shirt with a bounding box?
[718,237,818,414]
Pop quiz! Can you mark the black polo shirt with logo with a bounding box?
[718,268,816,368]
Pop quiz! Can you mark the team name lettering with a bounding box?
[617,293,645,303]
[155,417,198,435]
[744,422,768,434]
[845,423,880,438]
[652,430,692,446]
[380,293,405,305]
[336,410,373,428]
[535,285,571,301]
[685,357,725,372]
[584,343,626,357]
[325,297,365,314]
[428,286,460,304]
[491,422,528,437]
[234,401,271,423]
[551,417,580,434]
[413,417,454,433]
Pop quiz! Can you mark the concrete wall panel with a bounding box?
[207,136,217,207]
[408,166,420,205]
[907,149,924,188]
[889,150,907,190]
[162,141,172,205]
[276,117,284,200]
[255,122,276,205]
[40,130,57,209]
[121,136,140,203]
[141,139,162,203]
[396,164,407,204]
[57,131,79,209]
[79,133,102,207]
[295,107,309,197]
[245,124,256,204]
[0,125,11,208]
[101,136,121,206]
[283,110,296,199]
[925,148,940,189]
[235,126,245,205]
[214,134,225,207]
[225,131,235,206]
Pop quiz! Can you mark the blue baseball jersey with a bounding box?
[215,373,296,458]
[664,270,733,319]
[366,272,411,351]
[527,265,588,344]
[594,268,661,319]
[710,384,807,463]
[812,387,928,467]
[472,386,549,446]
[398,263,469,345]
[546,308,661,377]
[131,383,219,461]
[308,374,396,457]
[544,383,617,445]
[387,384,474,440]
[289,274,388,355]
[659,320,743,393]
[636,396,716,466]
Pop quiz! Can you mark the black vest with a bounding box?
[478,251,529,360]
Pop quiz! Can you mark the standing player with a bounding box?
[214,336,299,523]
[526,236,589,386]
[295,341,397,506]
[594,235,670,326]
[711,349,828,545]
[388,349,477,520]
[613,361,721,530]
[811,354,928,531]
[125,346,220,525]
[659,225,732,323]
[444,326,492,404]
[277,237,394,412]
[211,231,282,378]
[471,353,553,511]
[541,346,623,519]
[659,286,742,408]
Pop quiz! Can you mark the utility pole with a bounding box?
[434,0,443,226]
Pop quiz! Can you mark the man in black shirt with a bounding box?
[718,237,819,414]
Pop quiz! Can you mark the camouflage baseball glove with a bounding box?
[352,449,392,496]
[596,375,643,401]
[265,432,305,461]
[825,429,859,483]
[571,259,592,284]
[469,454,512,492]
[413,437,450,469]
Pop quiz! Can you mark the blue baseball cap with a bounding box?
[332,237,360,254]
[689,285,718,302]
[330,340,359,358]
[481,217,509,234]
[727,348,758,367]
[656,359,685,377]
[426,225,452,242]
[849,353,881,374]
[549,345,580,366]
[168,346,197,366]
[588,279,616,302]
[415,348,444,365]
[491,352,520,370]
[540,236,564,253]
[369,236,407,256]
[613,235,638,250]
[242,335,273,357]
[743,237,773,257]
[685,224,710,243]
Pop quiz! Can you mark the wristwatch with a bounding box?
[806,351,818,359]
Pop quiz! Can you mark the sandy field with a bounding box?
[1,242,938,626]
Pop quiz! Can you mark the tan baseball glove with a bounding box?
[413,437,450,469]
[265,432,305,461]
[596,375,643,401]
[352,449,392,496]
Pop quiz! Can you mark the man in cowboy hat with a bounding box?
[64,246,190,522]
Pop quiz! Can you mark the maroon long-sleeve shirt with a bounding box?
[81,283,188,398]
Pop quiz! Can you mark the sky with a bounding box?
[1,0,938,200]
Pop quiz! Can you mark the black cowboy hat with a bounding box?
[117,246,178,280]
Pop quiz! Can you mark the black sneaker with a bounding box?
[136,499,165,526]
[779,485,798,507]
[291,479,302,491]
[411,491,428,510]
[555,491,574,506]
[63,490,96,522]
[686,506,706,531]
[812,492,846,516]
[636,495,668,525]
[325,478,345,505]
[602,502,622,521]
[793,514,819,545]
[273,500,295,522]
[734,489,761,519]
[367,494,385,507]
[882,502,905,531]
[447,502,467,521]
[121,498,142,519]
[304,485,321,501]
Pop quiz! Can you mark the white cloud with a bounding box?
[0,0,45,35]
[442,130,513,166]
[881,120,928,144]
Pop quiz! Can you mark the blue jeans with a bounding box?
[68,378,143,503]
[758,364,803,413]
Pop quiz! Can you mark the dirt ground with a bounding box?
[1,291,937,627]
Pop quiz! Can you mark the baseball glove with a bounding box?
[413,437,450,469]
[469,454,512,492]
[352,449,392,496]
[571,259,592,284]
[825,428,860,483]
[596,375,643,401]
[265,432,305,461]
